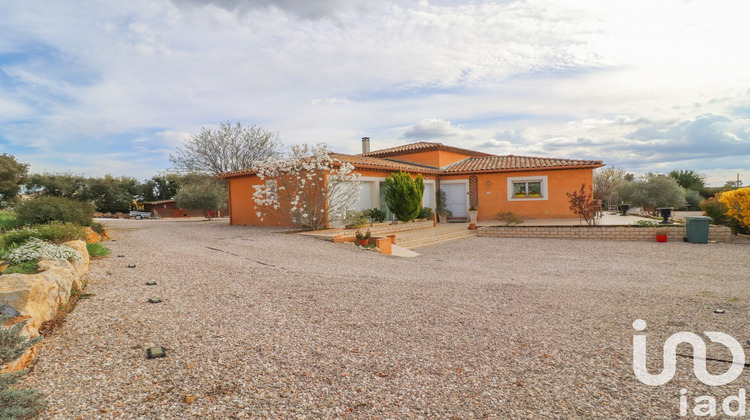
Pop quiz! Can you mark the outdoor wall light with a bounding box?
[147,347,166,359]
[0,304,20,318]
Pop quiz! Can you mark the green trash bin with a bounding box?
[685,216,711,244]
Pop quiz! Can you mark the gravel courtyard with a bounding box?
[21,219,750,419]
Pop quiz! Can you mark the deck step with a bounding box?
[397,229,476,249]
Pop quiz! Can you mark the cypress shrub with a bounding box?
[383,171,424,222]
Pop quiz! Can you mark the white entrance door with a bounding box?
[442,183,467,218]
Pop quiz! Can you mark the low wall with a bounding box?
[477,225,732,242]
[0,240,90,372]
[328,219,435,241]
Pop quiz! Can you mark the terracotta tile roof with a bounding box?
[330,154,441,174]
[443,155,604,173]
[220,168,257,178]
[220,147,603,179]
[361,141,494,158]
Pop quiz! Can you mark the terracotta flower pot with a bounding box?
[388,234,396,244]
[358,239,369,246]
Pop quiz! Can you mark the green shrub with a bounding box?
[343,210,369,228]
[0,223,85,249]
[682,189,703,210]
[701,196,750,235]
[435,189,453,219]
[3,260,38,275]
[363,208,386,223]
[0,211,21,231]
[15,196,94,226]
[86,242,110,258]
[0,315,46,419]
[417,207,433,219]
[89,221,105,235]
[384,171,424,222]
[496,211,523,226]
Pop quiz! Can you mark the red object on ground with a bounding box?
[656,234,667,243]
[358,239,369,246]
[388,234,396,244]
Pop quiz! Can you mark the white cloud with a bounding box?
[0,0,748,185]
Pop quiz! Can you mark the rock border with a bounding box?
[0,240,90,372]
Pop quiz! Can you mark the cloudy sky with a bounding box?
[1,0,749,185]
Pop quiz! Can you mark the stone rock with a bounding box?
[0,240,90,372]
[84,227,102,244]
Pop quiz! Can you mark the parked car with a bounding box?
[129,211,152,220]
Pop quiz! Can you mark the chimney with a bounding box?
[361,137,370,154]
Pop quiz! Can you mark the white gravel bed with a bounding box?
[19,219,750,419]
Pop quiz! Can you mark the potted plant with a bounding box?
[468,206,479,223]
[655,227,668,243]
[355,229,371,246]
[435,189,451,223]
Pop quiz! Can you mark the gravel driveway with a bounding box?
[21,219,750,419]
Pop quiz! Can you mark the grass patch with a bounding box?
[0,210,21,231]
[3,260,38,275]
[86,242,110,259]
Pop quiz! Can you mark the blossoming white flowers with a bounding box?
[252,143,360,230]
[6,238,80,264]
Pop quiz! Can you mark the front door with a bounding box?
[442,182,467,218]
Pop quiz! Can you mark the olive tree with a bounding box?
[174,175,228,220]
[616,173,686,216]
[170,122,283,176]
[0,154,29,205]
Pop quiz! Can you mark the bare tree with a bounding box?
[593,166,627,200]
[567,183,599,226]
[170,122,283,175]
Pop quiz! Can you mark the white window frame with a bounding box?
[507,176,548,201]
[422,179,436,209]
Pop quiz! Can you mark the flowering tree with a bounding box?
[718,187,750,229]
[252,144,360,230]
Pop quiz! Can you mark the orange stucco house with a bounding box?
[220,138,603,226]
